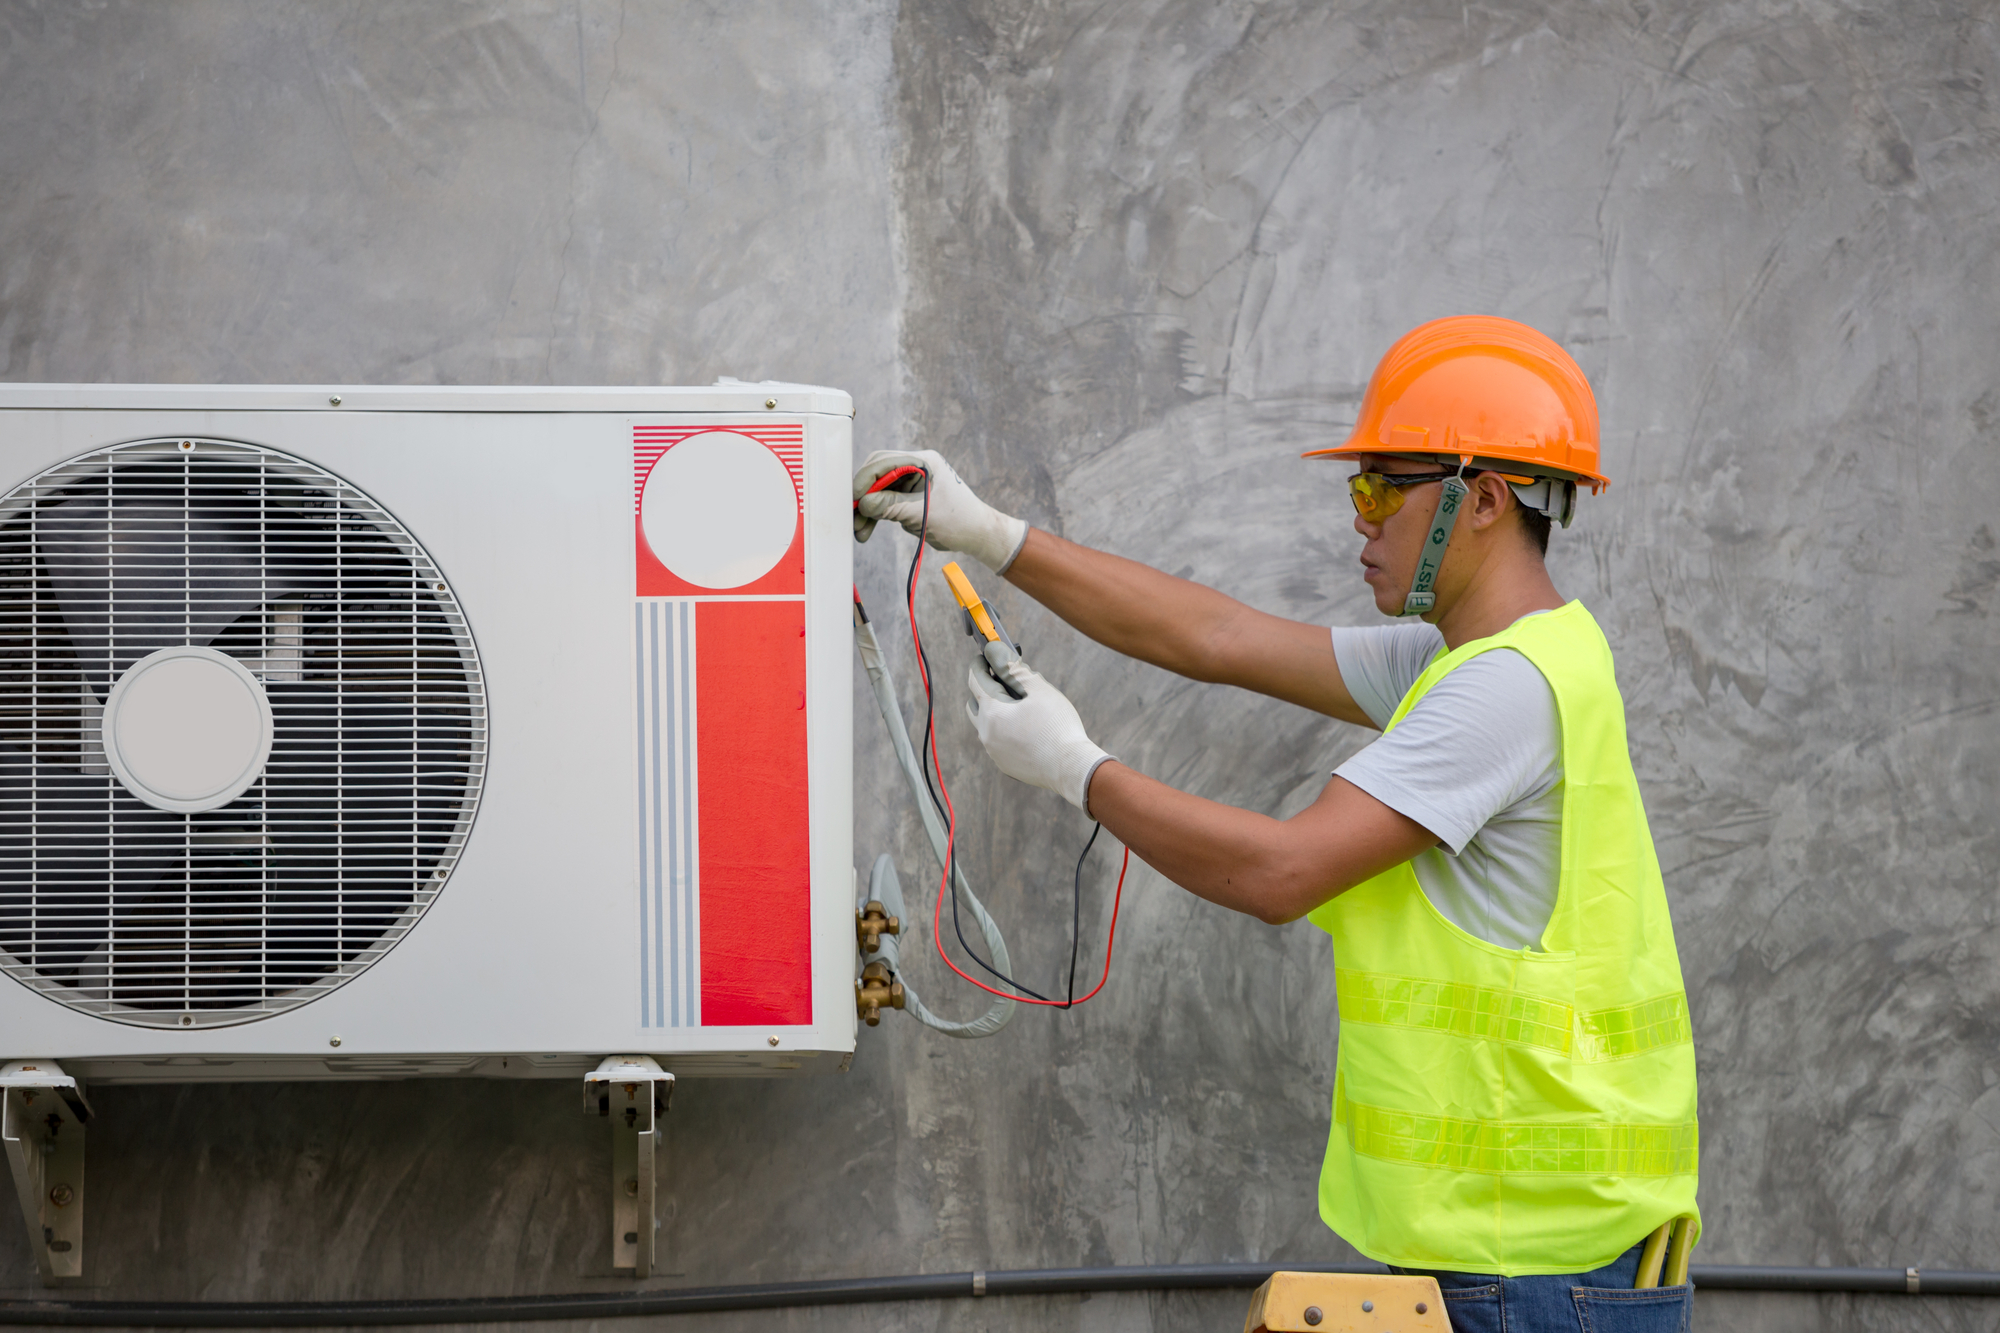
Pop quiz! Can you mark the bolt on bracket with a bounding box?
[584,1055,674,1279]
[0,1060,92,1281]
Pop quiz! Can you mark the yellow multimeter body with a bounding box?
[942,561,1025,698]
[942,562,1005,643]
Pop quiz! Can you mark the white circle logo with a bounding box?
[102,646,275,813]
[640,432,798,589]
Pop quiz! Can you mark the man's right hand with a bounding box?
[852,449,1029,573]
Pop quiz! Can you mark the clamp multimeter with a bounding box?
[942,562,1027,700]
[852,466,1029,701]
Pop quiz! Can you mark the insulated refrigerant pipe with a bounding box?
[852,600,1016,1037]
[1,1264,1996,1326]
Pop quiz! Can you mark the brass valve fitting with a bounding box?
[856,899,900,954]
[855,961,905,1026]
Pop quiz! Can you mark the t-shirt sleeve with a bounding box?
[1329,622,1448,728]
[1332,647,1562,855]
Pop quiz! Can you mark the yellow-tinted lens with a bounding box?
[1349,472,1405,522]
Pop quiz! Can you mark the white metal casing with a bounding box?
[0,383,856,1081]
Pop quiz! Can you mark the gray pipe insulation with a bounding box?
[0,1262,1992,1325]
[853,604,1015,1037]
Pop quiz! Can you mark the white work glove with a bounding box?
[965,655,1114,813]
[853,449,1030,573]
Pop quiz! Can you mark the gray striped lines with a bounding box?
[635,600,700,1027]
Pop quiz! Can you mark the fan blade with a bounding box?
[39,497,333,692]
[257,683,476,990]
[0,687,475,1009]
[0,745,186,979]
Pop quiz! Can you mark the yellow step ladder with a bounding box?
[1245,1217,1695,1332]
[1244,1272,1448,1333]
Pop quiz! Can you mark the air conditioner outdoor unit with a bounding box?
[0,382,856,1279]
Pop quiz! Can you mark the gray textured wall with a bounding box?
[1,2,1996,1330]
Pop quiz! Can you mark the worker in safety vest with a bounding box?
[853,316,1699,1332]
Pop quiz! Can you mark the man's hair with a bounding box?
[1520,504,1551,556]
[1471,466,1551,556]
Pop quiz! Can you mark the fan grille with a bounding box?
[0,439,486,1028]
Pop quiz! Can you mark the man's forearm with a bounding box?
[1084,762,1438,925]
[1080,764,1440,920]
[1002,528,1260,680]
[1086,762,1314,923]
[1003,528,1367,723]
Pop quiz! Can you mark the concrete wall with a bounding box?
[1,2,1996,1329]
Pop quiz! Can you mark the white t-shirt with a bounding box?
[1330,619,1563,951]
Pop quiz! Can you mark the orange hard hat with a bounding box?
[1303,316,1606,490]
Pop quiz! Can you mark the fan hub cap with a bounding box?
[102,647,274,813]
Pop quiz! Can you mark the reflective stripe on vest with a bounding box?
[1336,969,1693,1061]
[1310,601,1700,1276]
[1334,1083,1699,1176]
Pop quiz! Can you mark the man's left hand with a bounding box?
[964,655,1114,813]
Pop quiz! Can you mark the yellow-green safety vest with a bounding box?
[1308,601,1699,1275]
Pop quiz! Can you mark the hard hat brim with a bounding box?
[1301,437,1609,492]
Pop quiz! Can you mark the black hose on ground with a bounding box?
[0,1262,1996,1326]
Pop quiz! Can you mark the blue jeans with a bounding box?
[1389,1241,1693,1332]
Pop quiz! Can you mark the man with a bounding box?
[853,316,1699,1331]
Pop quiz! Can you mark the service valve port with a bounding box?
[856,900,900,954]
[855,961,905,1026]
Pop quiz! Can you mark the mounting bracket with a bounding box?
[0,1060,92,1281]
[584,1055,674,1278]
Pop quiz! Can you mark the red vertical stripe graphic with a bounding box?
[695,601,812,1025]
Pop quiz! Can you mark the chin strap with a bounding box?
[1401,459,1471,617]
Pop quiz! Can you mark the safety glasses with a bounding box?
[1347,470,1460,522]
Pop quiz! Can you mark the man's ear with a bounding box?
[1465,471,1516,532]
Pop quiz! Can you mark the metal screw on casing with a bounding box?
[768,1036,780,1046]
[328,1036,342,1047]
[764,398,777,409]
[48,1185,72,1207]
[329,395,342,406]
[1303,1306,1322,1326]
